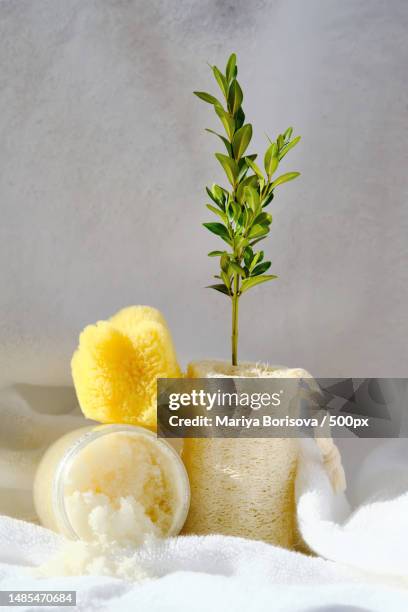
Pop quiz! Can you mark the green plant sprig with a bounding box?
[194,53,301,366]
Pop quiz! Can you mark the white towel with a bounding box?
[297,437,408,577]
[0,515,407,612]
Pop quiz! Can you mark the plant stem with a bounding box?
[231,274,240,366]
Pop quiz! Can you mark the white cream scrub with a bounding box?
[33,425,190,545]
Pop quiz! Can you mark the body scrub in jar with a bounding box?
[34,425,190,545]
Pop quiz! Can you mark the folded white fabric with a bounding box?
[0,514,408,612]
[297,438,408,578]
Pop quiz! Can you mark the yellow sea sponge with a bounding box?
[110,305,167,332]
[71,306,181,428]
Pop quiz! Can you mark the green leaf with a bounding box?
[267,156,278,178]
[244,247,254,266]
[212,66,228,98]
[240,274,278,293]
[208,250,225,257]
[270,172,300,188]
[235,107,245,130]
[215,106,235,140]
[269,142,278,156]
[207,283,230,296]
[205,128,232,155]
[206,185,225,209]
[193,91,222,106]
[250,236,268,246]
[229,262,246,277]
[278,136,301,160]
[248,251,260,271]
[231,200,241,222]
[261,190,274,207]
[264,143,279,178]
[237,153,257,182]
[244,186,260,212]
[213,184,227,202]
[221,270,231,289]
[236,174,259,203]
[234,235,249,253]
[232,124,252,160]
[252,261,271,276]
[226,200,233,221]
[248,224,269,239]
[284,126,293,141]
[228,79,243,115]
[220,253,230,272]
[237,159,249,182]
[203,222,231,244]
[254,212,272,225]
[206,204,228,222]
[226,53,237,83]
[244,156,264,180]
[215,153,239,186]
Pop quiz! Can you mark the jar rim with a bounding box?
[52,424,190,540]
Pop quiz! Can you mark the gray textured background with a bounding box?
[1,0,408,386]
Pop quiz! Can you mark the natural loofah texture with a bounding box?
[182,436,298,548]
[71,306,181,428]
[182,360,305,548]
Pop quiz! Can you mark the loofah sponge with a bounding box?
[182,360,309,548]
[71,306,181,428]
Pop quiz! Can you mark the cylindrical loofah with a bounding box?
[181,360,309,548]
[182,436,298,547]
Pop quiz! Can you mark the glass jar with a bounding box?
[33,424,190,542]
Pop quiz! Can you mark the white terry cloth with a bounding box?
[297,437,408,578]
[0,515,408,612]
